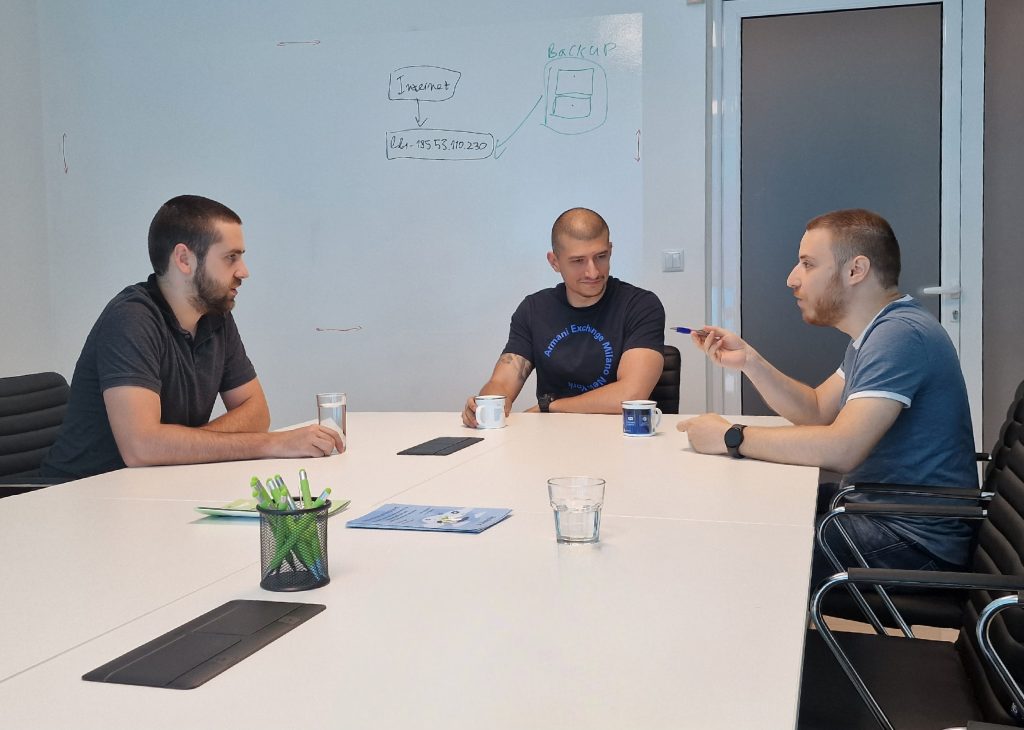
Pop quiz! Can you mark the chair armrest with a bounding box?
[837,502,986,520]
[0,476,69,497]
[845,567,1024,593]
[837,482,991,503]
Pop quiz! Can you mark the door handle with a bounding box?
[920,285,961,298]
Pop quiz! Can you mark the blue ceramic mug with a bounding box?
[621,400,662,437]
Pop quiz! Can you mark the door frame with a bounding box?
[708,0,985,444]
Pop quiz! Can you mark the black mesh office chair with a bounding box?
[0,371,71,496]
[817,377,1024,634]
[650,345,681,414]
[797,381,1024,729]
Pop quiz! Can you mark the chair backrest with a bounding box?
[650,345,681,414]
[0,372,70,478]
[957,377,1024,723]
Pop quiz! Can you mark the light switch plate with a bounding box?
[662,249,684,272]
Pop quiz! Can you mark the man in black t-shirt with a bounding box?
[42,195,344,479]
[462,208,666,426]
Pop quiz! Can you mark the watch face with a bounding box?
[724,426,744,448]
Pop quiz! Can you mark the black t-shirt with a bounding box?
[40,275,257,480]
[502,277,666,399]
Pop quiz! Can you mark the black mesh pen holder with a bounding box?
[257,500,331,591]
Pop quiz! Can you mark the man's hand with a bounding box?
[275,424,346,457]
[693,326,753,371]
[463,353,534,427]
[462,396,479,428]
[676,413,732,455]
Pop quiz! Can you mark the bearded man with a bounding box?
[42,195,344,480]
[678,209,977,584]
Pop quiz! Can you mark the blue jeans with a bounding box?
[809,513,960,590]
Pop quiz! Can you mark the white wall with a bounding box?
[18,0,708,427]
[0,0,52,376]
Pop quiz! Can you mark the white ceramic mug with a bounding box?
[475,395,507,429]
[621,399,662,437]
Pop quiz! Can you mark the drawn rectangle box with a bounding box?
[386,129,494,161]
[552,96,592,119]
[554,68,594,96]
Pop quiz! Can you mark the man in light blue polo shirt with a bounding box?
[678,209,976,584]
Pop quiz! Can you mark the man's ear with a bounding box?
[847,254,871,285]
[546,250,559,272]
[171,243,196,276]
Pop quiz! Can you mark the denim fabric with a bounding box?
[809,512,963,590]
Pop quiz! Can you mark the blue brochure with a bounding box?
[346,504,512,533]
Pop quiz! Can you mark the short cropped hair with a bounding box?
[806,208,901,289]
[551,207,610,252]
[148,195,242,276]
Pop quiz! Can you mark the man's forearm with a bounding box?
[548,380,648,415]
[202,396,271,433]
[118,424,281,467]
[742,351,829,425]
[737,424,860,472]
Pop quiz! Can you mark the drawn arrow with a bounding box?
[634,129,641,162]
[415,100,428,128]
[493,94,544,160]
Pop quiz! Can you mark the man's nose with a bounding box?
[237,260,250,280]
[785,265,799,289]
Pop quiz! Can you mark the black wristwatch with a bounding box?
[724,424,747,459]
[538,393,557,413]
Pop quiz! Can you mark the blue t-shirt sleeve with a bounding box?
[502,296,535,363]
[845,320,927,408]
[622,290,666,353]
[95,302,165,394]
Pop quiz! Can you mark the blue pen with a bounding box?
[671,326,710,337]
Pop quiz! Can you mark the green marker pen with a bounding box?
[251,477,273,507]
[311,487,332,509]
[299,468,313,507]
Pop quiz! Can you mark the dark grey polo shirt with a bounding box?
[41,275,257,479]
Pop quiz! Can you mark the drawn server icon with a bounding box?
[552,68,594,119]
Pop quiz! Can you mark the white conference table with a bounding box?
[0,412,819,729]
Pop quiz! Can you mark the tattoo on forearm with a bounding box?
[498,353,533,383]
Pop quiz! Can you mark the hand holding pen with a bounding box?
[671,325,751,370]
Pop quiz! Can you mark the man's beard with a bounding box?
[190,262,237,316]
[803,272,846,327]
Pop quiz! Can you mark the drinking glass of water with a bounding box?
[547,476,606,544]
[316,392,346,454]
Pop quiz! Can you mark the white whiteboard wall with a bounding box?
[26,2,709,427]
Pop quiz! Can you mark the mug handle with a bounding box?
[477,402,495,427]
[653,408,663,429]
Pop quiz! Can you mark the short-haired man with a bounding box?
[462,207,666,426]
[41,195,344,480]
[678,209,977,582]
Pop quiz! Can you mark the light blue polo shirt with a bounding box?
[839,296,977,566]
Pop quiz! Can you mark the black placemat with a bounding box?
[82,600,324,690]
[397,436,484,455]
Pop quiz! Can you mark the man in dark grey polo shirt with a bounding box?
[42,195,344,480]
